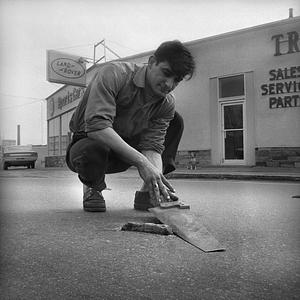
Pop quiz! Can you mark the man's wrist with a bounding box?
[135,153,149,169]
[141,150,162,171]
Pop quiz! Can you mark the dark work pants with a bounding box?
[66,111,184,192]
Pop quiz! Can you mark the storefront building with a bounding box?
[45,16,300,168]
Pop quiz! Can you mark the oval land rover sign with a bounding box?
[47,50,87,87]
[51,58,85,79]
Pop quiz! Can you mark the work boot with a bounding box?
[83,187,106,212]
[134,191,154,211]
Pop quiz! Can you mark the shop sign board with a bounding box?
[47,85,85,119]
[47,50,87,87]
[260,66,300,109]
[271,31,299,56]
[260,30,300,109]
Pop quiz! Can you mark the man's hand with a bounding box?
[137,158,175,207]
[165,190,178,201]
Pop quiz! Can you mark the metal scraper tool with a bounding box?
[149,206,225,252]
[159,200,190,209]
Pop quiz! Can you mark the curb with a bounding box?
[166,173,300,182]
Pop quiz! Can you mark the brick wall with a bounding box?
[175,150,211,169]
[45,151,212,169]
[45,147,300,168]
[255,147,300,168]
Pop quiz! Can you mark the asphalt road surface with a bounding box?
[0,167,299,299]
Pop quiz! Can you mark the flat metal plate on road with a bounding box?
[149,207,225,252]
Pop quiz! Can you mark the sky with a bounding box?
[0,0,299,145]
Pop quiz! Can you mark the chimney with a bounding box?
[289,8,293,18]
[17,124,21,145]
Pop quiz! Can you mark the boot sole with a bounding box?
[134,203,153,211]
[84,207,106,212]
[83,200,106,212]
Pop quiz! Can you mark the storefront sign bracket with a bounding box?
[93,39,121,64]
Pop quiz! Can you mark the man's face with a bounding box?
[146,57,179,98]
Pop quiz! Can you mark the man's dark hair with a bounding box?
[154,40,195,82]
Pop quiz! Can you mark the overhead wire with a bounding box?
[54,43,94,51]
[0,93,45,110]
[105,39,138,53]
[0,93,45,101]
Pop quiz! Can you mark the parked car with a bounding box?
[2,145,38,170]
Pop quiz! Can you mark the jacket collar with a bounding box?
[133,64,147,88]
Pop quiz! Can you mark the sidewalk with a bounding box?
[16,165,300,182]
[168,166,300,181]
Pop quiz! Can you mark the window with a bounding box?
[219,74,244,98]
[48,117,60,156]
[61,110,74,155]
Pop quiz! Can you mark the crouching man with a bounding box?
[66,40,195,212]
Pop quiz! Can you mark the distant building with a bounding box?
[45,16,300,168]
[1,139,16,148]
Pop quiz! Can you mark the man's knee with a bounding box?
[68,138,109,173]
[67,138,109,190]
[165,111,184,142]
[172,111,184,133]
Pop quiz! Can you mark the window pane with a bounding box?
[62,110,74,135]
[54,137,59,155]
[61,135,70,155]
[61,111,74,154]
[48,137,55,156]
[224,104,243,129]
[225,130,244,159]
[48,117,60,156]
[219,75,244,98]
[49,117,60,137]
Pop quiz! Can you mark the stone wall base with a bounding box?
[45,155,67,168]
[255,147,300,168]
[175,150,211,169]
[45,151,212,169]
[45,147,300,168]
